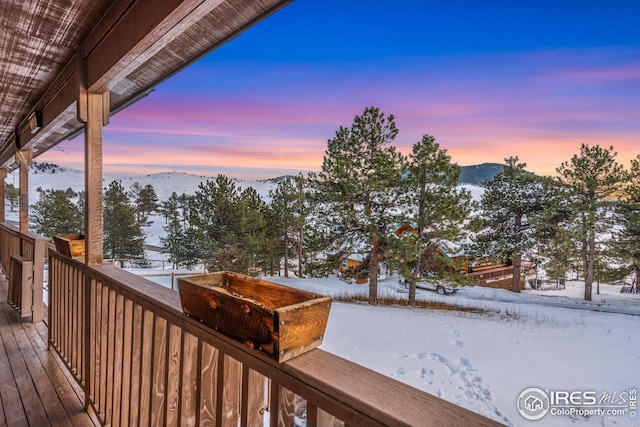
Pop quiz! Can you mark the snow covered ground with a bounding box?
[14,167,640,426]
[130,266,640,427]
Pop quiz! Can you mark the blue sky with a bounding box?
[43,0,640,179]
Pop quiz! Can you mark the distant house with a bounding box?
[392,223,529,290]
[339,253,369,284]
[340,253,365,271]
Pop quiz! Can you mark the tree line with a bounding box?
[29,181,158,261]
[21,107,640,304]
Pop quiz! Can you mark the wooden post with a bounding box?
[16,149,32,234]
[83,91,109,266]
[0,168,6,222]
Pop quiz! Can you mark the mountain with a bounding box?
[459,163,503,185]
[14,162,485,205]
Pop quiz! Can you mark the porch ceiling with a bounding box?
[0,0,292,171]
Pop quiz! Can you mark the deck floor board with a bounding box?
[0,276,98,426]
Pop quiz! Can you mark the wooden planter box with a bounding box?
[178,271,332,362]
[53,234,85,258]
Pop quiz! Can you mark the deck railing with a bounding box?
[48,249,501,427]
[0,222,46,321]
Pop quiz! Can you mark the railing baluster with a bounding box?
[181,332,198,427]
[151,316,167,427]
[139,309,154,426]
[105,287,117,424]
[165,324,181,427]
[113,293,125,426]
[130,303,143,427]
[45,251,502,427]
[120,298,134,427]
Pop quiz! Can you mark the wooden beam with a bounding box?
[0,168,6,222]
[15,150,32,234]
[86,0,223,93]
[84,92,108,266]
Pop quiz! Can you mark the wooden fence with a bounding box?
[0,222,47,321]
[48,249,502,427]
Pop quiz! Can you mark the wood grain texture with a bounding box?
[129,303,144,427]
[241,367,267,427]
[180,332,199,427]
[222,355,241,427]
[0,276,98,427]
[44,255,504,427]
[165,324,182,427]
[112,293,125,426]
[119,298,134,427]
[151,317,168,427]
[138,309,154,426]
[105,288,117,424]
[277,385,296,427]
[199,342,218,427]
[178,272,331,362]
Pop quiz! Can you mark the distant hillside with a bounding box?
[459,163,503,186]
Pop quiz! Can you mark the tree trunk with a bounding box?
[298,224,304,278]
[408,281,416,306]
[583,238,595,301]
[283,235,289,278]
[369,243,378,305]
[511,256,522,293]
[410,246,421,306]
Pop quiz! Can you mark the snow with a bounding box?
[11,166,640,426]
[132,266,640,427]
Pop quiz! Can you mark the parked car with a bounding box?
[404,279,458,295]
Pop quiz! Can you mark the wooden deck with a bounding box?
[0,276,98,427]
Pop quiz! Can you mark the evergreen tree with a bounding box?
[31,189,83,237]
[293,173,311,278]
[161,215,201,269]
[556,144,627,301]
[129,182,145,224]
[186,175,242,263]
[315,107,406,305]
[129,182,156,226]
[472,157,558,292]
[5,182,19,212]
[64,187,77,198]
[270,176,298,277]
[103,181,145,260]
[612,154,640,286]
[233,186,267,273]
[159,191,181,224]
[390,135,472,304]
[139,184,159,217]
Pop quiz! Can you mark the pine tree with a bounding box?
[103,181,145,260]
[270,176,298,277]
[556,144,627,301]
[129,182,157,226]
[390,135,472,304]
[187,175,242,264]
[31,189,83,237]
[472,157,559,292]
[612,154,640,287]
[293,173,310,278]
[159,191,181,224]
[234,186,267,272]
[315,107,406,305]
[5,182,19,212]
[139,184,159,217]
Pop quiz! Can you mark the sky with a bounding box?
[40,0,640,180]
